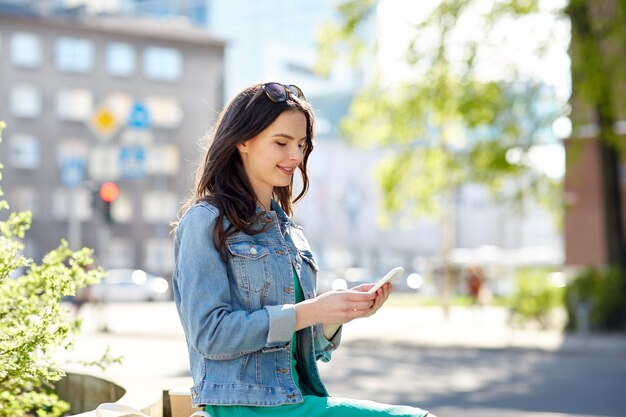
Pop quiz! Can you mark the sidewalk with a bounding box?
[58,302,626,417]
[340,305,626,357]
[64,301,626,381]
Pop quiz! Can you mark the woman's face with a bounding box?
[237,110,308,205]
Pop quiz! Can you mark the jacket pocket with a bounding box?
[227,240,272,293]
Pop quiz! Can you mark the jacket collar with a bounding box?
[254,200,295,233]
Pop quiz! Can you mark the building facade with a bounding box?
[0,9,224,277]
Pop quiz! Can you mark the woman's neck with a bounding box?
[257,195,272,212]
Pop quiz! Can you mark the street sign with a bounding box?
[127,102,151,129]
[89,106,120,140]
[60,158,85,188]
[119,145,146,179]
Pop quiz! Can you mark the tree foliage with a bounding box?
[0,121,105,417]
[566,0,626,271]
[318,0,566,224]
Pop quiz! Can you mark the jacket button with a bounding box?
[277,249,286,255]
[277,368,289,373]
[283,287,293,294]
[249,247,257,255]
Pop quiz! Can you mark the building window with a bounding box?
[145,96,183,128]
[142,191,177,223]
[11,32,42,68]
[143,47,182,81]
[106,42,135,77]
[146,144,179,175]
[56,89,93,121]
[8,133,40,169]
[105,92,133,119]
[55,37,94,73]
[10,84,42,118]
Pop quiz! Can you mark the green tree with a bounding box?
[0,121,106,417]
[318,0,566,310]
[566,0,626,275]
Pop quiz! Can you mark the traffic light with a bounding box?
[98,182,119,224]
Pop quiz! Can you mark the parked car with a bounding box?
[90,268,170,302]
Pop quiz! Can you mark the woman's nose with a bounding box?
[290,145,304,161]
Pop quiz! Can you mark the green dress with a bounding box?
[205,270,430,417]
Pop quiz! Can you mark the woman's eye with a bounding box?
[276,142,287,147]
[298,143,306,149]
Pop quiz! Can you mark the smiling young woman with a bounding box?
[172,82,436,417]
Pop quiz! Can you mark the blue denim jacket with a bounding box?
[173,200,342,407]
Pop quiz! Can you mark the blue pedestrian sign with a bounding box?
[127,102,151,129]
[60,158,85,188]
[119,146,146,179]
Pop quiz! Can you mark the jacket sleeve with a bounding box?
[313,323,342,362]
[173,205,295,360]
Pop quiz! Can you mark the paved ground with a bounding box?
[61,301,626,417]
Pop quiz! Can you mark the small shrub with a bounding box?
[565,267,626,332]
[0,121,105,417]
[508,268,564,329]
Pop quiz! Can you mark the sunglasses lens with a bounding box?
[287,85,305,100]
[264,83,287,102]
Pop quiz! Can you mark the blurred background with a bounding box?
[2,1,626,416]
[2,0,624,322]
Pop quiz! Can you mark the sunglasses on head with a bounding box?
[244,82,306,111]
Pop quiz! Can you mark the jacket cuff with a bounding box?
[264,304,296,347]
[314,324,342,362]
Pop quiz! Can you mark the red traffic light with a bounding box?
[99,182,119,203]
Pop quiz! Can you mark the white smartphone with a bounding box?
[368,266,404,294]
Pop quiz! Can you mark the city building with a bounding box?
[0,7,224,277]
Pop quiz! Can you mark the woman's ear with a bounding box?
[236,141,248,154]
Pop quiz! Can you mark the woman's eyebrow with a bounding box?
[272,133,307,141]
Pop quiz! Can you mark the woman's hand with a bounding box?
[295,289,376,331]
[295,283,392,332]
[350,282,392,318]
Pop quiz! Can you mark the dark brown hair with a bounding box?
[177,83,315,258]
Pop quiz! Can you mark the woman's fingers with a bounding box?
[349,300,376,311]
[362,283,391,317]
[314,288,391,324]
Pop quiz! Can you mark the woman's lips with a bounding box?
[278,165,296,175]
